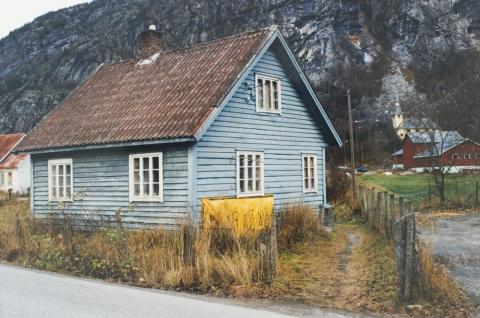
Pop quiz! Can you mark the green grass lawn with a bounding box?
[359,173,480,207]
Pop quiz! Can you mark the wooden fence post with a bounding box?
[394,217,407,304]
[367,188,373,223]
[376,192,383,231]
[183,224,196,267]
[475,181,479,208]
[15,214,24,249]
[384,192,390,238]
[115,210,123,231]
[399,197,406,218]
[270,210,278,278]
[404,214,416,301]
[389,194,396,239]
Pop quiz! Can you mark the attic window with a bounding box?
[256,75,281,113]
[464,153,471,160]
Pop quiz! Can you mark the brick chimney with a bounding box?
[138,25,164,59]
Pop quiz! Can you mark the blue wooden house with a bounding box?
[17,26,342,226]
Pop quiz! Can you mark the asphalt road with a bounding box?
[0,264,375,318]
[419,215,480,305]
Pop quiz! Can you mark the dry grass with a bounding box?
[418,243,475,317]
[0,200,331,297]
[276,203,328,250]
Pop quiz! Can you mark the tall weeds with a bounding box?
[0,201,327,296]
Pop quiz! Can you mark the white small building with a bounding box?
[0,133,31,195]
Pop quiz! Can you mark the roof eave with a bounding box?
[19,137,196,155]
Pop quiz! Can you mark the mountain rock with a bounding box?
[0,0,478,135]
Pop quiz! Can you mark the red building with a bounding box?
[392,131,480,172]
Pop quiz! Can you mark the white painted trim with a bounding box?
[236,151,264,198]
[47,158,73,202]
[255,74,282,114]
[323,148,327,204]
[302,153,318,194]
[128,152,164,203]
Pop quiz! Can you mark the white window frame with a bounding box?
[464,153,471,160]
[129,152,163,202]
[302,154,318,193]
[255,74,281,114]
[236,151,264,197]
[48,158,73,202]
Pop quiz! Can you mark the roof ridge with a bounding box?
[102,26,276,68]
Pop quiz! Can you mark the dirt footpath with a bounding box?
[419,215,480,306]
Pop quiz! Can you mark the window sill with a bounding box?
[236,192,265,198]
[48,199,74,203]
[129,197,164,203]
[255,109,282,115]
[303,190,318,194]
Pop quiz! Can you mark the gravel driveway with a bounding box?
[419,215,480,305]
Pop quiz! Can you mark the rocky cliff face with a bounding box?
[0,0,478,134]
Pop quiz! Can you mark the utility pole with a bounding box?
[347,89,356,202]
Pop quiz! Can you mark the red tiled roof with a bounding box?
[0,133,25,162]
[17,28,274,152]
[0,153,28,169]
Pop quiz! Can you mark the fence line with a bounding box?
[356,184,420,303]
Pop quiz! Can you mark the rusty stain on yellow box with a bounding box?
[201,195,274,234]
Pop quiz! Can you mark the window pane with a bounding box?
[134,184,140,196]
[66,164,71,176]
[59,185,64,197]
[304,179,309,189]
[248,179,253,192]
[239,166,244,179]
[153,183,160,196]
[240,179,245,193]
[257,79,263,109]
[153,157,159,169]
[59,173,64,187]
[66,176,71,188]
[265,80,271,109]
[143,183,150,195]
[255,179,261,191]
[310,157,314,168]
[66,187,72,199]
[143,171,150,184]
[143,157,150,170]
[134,158,140,170]
[310,177,315,189]
[58,165,64,176]
[153,170,159,183]
[134,171,140,183]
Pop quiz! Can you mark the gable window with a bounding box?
[256,75,281,113]
[237,151,264,197]
[464,153,471,160]
[48,159,73,202]
[129,153,163,202]
[302,154,318,193]
[452,153,460,160]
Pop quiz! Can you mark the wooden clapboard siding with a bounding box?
[196,49,327,211]
[31,145,190,227]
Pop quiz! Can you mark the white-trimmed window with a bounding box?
[452,153,460,160]
[237,151,264,197]
[464,153,471,160]
[302,154,318,193]
[256,74,281,113]
[48,159,73,202]
[129,153,163,202]
[476,153,480,160]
